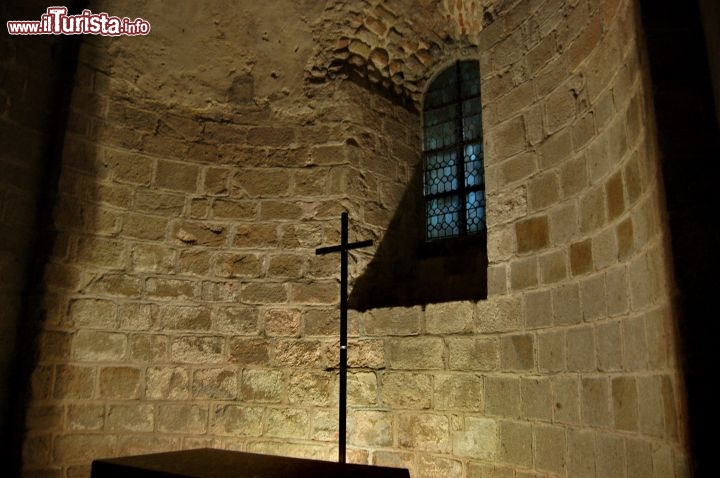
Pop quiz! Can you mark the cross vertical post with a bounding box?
[315,212,373,464]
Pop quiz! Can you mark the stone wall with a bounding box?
[20,0,690,477]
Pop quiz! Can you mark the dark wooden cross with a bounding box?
[315,212,373,464]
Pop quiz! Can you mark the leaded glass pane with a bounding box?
[426,195,462,240]
[424,68,458,110]
[424,120,456,151]
[424,104,457,127]
[466,190,485,234]
[425,150,458,195]
[463,114,482,141]
[460,62,480,98]
[464,143,483,188]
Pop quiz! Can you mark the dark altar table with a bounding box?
[91,448,410,478]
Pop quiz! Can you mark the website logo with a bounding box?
[7,7,151,36]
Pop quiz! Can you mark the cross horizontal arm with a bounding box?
[315,239,373,255]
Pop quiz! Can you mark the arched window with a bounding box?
[423,60,485,241]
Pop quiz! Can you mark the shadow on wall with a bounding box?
[349,160,487,311]
[0,1,89,475]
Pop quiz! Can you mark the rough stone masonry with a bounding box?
[1,0,693,477]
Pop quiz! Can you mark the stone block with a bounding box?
[398,413,450,452]
[309,409,338,442]
[521,377,552,420]
[382,372,432,409]
[130,243,175,273]
[267,254,305,279]
[538,330,565,373]
[288,371,334,406]
[192,368,237,399]
[233,169,291,198]
[539,249,567,284]
[625,437,653,477]
[434,373,484,411]
[567,429,596,478]
[592,226,619,270]
[500,334,535,371]
[106,404,154,432]
[122,213,168,240]
[135,190,185,216]
[580,273,606,320]
[348,338,384,368]
[528,171,560,212]
[171,336,224,364]
[561,154,589,198]
[487,264,507,296]
[510,256,538,290]
[595,433,626,478]
[552,283,581,325]
[158,306,212,331]
[453,417,498,459]
[145,367,190,400]
[73,330,127,362]
[485,376,521,418]
[498,420,532,467]
[605,266,629,315]
[99,367,141,399]
[156,159,198,193]
[425,301,474,334]
[364,307,421,336]
[548,201,578,244]
[211,404,264,436]
[545,86,577,134]
[348,371,377,406]
[612,376,639,431]
[622,315,648,371]
[203,167,230,195]
[274,338,330,370]
[552,376,580,424]
[596,321,622,371]
[447,337,499,371]
[581,377,611,426]
[145,277,200,301]
[241,282,288,304]
[265,408,308,438]
[538,129,572,169]
[566,326,596,372]
[515,216,549,253]
[466,463,514,478]
[290,281,337,305]
[68,298,117,328]
[214,253,263,278]
[388,337,444,370]
[157,404,208,434]
[228,338,270,365]
[501,152,537,185]
[579,185,606,233]
[260,200,304,221]
[75,236,124,268]
[262,308,301,337]
[524,289,553,329]
[637,375,664,437]
[67,404,104,431]
[302,308,338,336]
[211,199,257,220]
[350,410,392,447]
[415,455,462,478]
[487,116,527,161]
[241,369,283,403]
[210,307,257,335]
[534,425,566,474]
